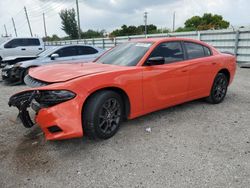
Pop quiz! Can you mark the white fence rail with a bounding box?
[45,28,250,64]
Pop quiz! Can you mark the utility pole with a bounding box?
[12,17,17,37]
[76,0,81,39]
[172,11,176,32]
[144,12,148,37]
[24,6,33,37]
[4,24,8,37]
[43,13,47,38]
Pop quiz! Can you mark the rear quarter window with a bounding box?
[203,46,212,56]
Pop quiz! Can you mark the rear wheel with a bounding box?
[83,90,124,139]
[206,73,229,104]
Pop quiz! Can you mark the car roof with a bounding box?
[131,37,209,46]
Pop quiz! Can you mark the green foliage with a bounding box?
[81,29,105,39]
[59,8,79,39]
[176,13,230,32]
[43,34,61,41]
[110,24,168,37]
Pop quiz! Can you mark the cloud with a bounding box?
[0,0,249,37]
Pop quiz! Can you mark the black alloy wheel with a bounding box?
[206,73,229,104]
[83,90,124,139]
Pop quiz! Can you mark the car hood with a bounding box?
[29,63,132,83]
[3,55,37,61]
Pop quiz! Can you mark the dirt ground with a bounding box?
[0,68,250,188]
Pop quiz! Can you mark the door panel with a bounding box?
[143,63,189,112]
[183,42,219,100]
[142,41,190,113]
[186,57,219,100]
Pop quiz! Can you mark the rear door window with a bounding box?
[184,42,208,59]
[76,46,98,55]
[149,42,184,63]
[25,39,40,46]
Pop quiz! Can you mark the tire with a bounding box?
[83,90,124,139]
[21,68,29,83]
[206,73,229,104]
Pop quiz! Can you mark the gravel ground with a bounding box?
[0,68,250,188]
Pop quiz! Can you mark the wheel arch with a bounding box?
[22,66,38,79]
[218,68,230,82]
[82,87,131,120]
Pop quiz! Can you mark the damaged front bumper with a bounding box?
[8,91,41,128]
[9,90,84,140]
[2,66,26,83]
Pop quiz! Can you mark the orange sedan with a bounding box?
[9,38,236,140]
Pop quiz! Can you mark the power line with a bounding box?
[2,0,78,37]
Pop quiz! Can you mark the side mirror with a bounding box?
[147,56,165,66]
[50,53,59,60]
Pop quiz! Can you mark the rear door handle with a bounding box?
[21,48,26,51]
[182,70,188,73]
[212,62,217,65]
[38,48,43,50]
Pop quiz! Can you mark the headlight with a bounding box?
[36,90,76,107]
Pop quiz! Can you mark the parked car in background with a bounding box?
[2,44,105,83]
[9,38,236,141]
[0,37,44,67]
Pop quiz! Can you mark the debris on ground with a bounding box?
[145,127,152,133]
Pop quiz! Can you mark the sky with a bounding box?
[0,0,249,37]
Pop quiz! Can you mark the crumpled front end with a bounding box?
[9,89,84,140]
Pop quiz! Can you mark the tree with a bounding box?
[110,24,165,37]
[59,8,78,39]
[176,13,230,32]
[43,34,61,41]
[81,29,105,38]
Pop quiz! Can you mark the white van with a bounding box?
[0,37,44,63]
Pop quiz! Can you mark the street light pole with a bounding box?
[43,13,48,38]
[76,0,81,39]
[172,11,176,32]
[4,24,8,37]
[12,18,18,37]
[24,6,33,37]
[144,12,148,38]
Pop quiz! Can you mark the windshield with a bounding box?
[37,46,60,57]
[96,42,153,66]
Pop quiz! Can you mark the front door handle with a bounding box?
[21,48,26,51]
[181,70,188,73]
[212,62,217,65]
[38,48,43,50]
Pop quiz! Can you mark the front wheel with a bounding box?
[21,68,29,83]
[83,90,124,139]
[206,73,229,104]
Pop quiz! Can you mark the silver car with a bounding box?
[2,44,105,83]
